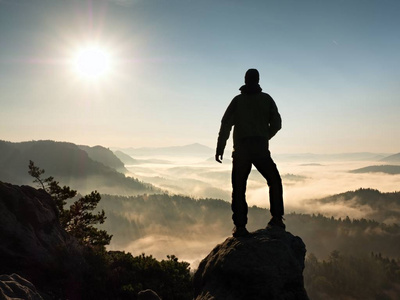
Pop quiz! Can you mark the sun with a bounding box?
[73,45,111,79]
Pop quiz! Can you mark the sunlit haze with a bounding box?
[1,0,400,153]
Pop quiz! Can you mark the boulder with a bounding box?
[193,227,309,300]
[0,274,43,300]
[0,182,85,297]
[138,289,162,300]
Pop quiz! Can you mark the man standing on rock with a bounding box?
[216,68,285,237]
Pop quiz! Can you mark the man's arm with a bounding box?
[268,98,282,140]
[216,99,236,163]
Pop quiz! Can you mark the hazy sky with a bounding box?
[1,0,399,153]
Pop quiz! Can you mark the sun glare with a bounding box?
[73,45,111,79]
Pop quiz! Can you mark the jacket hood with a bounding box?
[239,84,262,94]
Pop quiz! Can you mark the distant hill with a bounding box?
[274,152,388,162]
[313,188,400,224]
[115,143,214,157]
[350,165,400,175]
[114,150,139,165]
[115,145,389,162]
[79,145,127,172]
[114,150,172,165]
[0,140,158,195]
[380,152,400,164]
[281,173,307,182]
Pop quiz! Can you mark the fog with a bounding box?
[98,152,400,268]
[2,141,398,270]
[112,234,221,270]
[125,154,400,220]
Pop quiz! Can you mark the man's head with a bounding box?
[245,69,259,85]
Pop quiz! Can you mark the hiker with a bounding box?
[215,68,285,237]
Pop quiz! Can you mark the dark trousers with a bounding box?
[231,138,283,227]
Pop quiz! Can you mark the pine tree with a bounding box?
[28,160,112,247]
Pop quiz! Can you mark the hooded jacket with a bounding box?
[216,84,282,156]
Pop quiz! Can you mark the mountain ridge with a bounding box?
[113,143,214,157]
[0,140,158,196]
[78,145,127,173]
[380,152,400,164]
[350,165,400,175]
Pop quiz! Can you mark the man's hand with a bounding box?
[215,153,223,163]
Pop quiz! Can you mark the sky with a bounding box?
[0,0,399,153]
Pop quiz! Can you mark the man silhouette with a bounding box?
[216,69,284,237]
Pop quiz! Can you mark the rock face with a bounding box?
[193,227,309,300]
[0,274,43,300]
[138,289,162,300]
[0,181,85,297]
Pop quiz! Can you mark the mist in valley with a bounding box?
[1,140,399,270]
[1,140,400,298]
[124,152,400,221]
[101,149,400,268]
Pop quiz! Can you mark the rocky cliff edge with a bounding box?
[0,181,85,297]
[193,227,309,300]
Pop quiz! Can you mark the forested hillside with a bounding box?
[96,192,400,299]
[78,144,127,173]
[98,193,400,261]
[304,251,400,299]
[0,140,157,195]
[312,188,400,224]
[350,165,400,175]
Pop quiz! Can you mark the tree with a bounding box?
[28,160,112,247]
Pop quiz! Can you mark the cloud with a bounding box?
[302,197,376,220]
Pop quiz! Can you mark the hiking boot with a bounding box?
[267,216,286,230]
[232,226,249,237]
